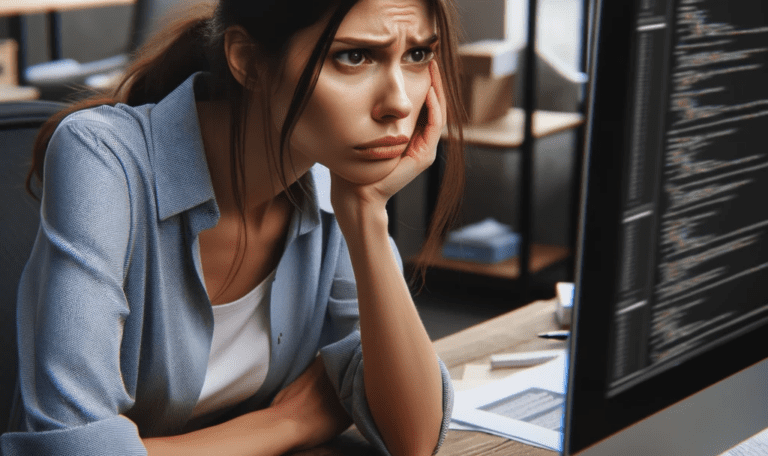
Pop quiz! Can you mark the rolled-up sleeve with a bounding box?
[319,237,454,455]
[1,120,145,455]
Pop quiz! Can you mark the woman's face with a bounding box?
[273,0,436,185]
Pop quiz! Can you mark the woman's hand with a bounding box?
[330,60,447,224]
[140,357,349,456]
[270,356,353,452]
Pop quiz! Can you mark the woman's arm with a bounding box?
[143,356,352,456]
[329,61,447,456]
[339,210,444,456]
[142,409,295,456]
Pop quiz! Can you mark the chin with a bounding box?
[332,159,400,185]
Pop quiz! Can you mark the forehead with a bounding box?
[338,0,434,37]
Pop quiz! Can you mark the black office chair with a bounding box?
[0,100,66,434]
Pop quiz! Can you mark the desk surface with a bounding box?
[292,299,565,456]
[434,299,564,456]
[0,0,134,16]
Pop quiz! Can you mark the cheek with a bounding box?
[290,77,369,149]
[408,71,432,113]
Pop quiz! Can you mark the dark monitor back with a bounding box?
[563,0,768,454]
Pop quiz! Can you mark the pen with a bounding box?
[537,330,570,340]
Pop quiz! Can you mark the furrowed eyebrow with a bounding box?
[333,33,438,49]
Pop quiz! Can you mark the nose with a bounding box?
[372,66,412,122]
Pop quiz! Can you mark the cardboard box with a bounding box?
[460,72,515,125]
[459,40,519,78]
[458,40,520,125]
[0,39,18,86]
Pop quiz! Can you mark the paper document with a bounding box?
[720,427,768,456]
[450,350,568,452]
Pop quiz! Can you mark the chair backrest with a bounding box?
[0,100,66,434]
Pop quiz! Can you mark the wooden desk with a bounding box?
[292,299,565,456]
[435,299,564,456]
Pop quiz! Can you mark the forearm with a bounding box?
[141,408,299,456]
[338,207,444,456]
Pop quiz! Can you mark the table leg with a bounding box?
[47,12,63,61]
[9,15,27,86]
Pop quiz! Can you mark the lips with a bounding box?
[354,135,410,159]
[354,135,410,149]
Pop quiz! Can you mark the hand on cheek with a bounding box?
[330,60,446,222]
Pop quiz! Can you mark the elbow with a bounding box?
[383,418,442,456]
[389,439,439,456]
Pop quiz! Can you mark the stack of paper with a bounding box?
[450,352,568,452]
[720,427,768,455]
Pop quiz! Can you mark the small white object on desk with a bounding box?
[490,349,566,369]
[555,281,574,327]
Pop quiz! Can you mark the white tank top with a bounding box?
[190,269,275,420]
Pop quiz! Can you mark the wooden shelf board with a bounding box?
[416,244,571,280]
[443,108,584,149]
[0,85,39,102]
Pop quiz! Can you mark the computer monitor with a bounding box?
[563,0,768,454]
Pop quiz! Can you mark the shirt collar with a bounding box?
[149,72,217,226]
[147,72,333,236]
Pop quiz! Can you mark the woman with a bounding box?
[1,0,465,454]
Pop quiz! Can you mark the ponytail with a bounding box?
[26,4,218,198]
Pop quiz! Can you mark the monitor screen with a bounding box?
[563,0,768,454]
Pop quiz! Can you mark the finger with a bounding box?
[429,60,447,127]
[415,86,442,155]
[271,357,322,405]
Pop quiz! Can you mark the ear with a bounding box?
[224,26,261,89]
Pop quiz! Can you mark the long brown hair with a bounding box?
[27,0,465,292]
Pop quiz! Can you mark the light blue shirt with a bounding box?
[1,73,453,455]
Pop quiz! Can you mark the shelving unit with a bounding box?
[418,0,590,301]
[423,109,584,288]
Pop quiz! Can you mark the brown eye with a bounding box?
[407,48,435,64]
[335,49,367,66]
